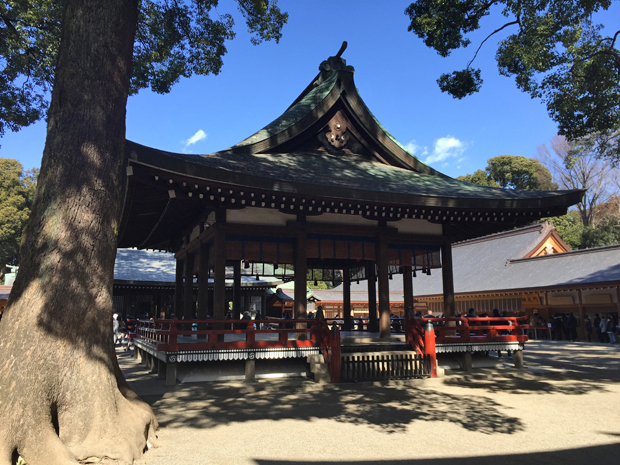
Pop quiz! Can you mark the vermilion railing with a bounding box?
[429,317,529,344]
[135,318,318,352]
[404,316,528,378]
[135,318,344,382]
[310,319,341,383]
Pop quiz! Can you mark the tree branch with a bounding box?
[467,20,519,69]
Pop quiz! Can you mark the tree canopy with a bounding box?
[537,134,619,226]
[0,2,288,464]
[0,0,288,136]
[406,0,620,161]
[0,158,36,271]
[457,154,557,190]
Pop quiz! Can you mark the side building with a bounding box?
[316,222,620,338]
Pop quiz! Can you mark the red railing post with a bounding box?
[424,320,437,378]
[169,318,178,352]
[330,329,341,383]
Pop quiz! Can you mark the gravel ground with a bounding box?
[122,341,620,465]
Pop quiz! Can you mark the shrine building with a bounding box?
[117,46,582,339]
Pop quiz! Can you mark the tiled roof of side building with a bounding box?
[330,223,620,297]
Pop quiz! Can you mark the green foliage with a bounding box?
[486,155,557,190]
[0,158,37,268]
[544,211,585,250]
[405,0,620,161]
[437,68,483,99]
[456,169,499,187]
[581,216,620,247]
[458,155,557,190]
[0,0,288,132]
[0,0,63,137]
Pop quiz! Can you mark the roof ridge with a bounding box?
[454,222,546,247]
[509,242,620,263]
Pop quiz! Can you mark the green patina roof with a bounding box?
[128,142,582,210]
[233,71,339,148]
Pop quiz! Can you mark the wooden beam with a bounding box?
[213,210,227,322]
[441,240,456,317]
[376,227,391,338]
[197,240,210,319]
[294,224,308,319]
[367,262,378,332]
[183,251,194,321]
[232,260,242,319]
[403,266,413,316]
[343,265,351,331]
[175,257,183,317]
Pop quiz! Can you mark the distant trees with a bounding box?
[457,155,556,190]
[458,150,620,248]
[0,158,37,280]
[537,135,619,226]
[405,0,620,162]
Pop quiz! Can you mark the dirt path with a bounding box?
[123,341,620,465]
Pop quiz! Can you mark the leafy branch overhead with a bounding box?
[0,0,288,134]
[406,0,620,160]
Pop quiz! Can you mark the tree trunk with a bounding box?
[0,1,157,464]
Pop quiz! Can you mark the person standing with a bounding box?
[594,313,602,342]
[584,315,593,342]
[600,315,609,343]
[568,313,578,341]
[606,315,616,344]
[112,313,120,345]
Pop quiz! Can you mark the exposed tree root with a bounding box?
[0,326,157,465]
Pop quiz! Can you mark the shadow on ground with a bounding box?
[252,441,620,465]
[445,341,620,395]
[138,378,523,435]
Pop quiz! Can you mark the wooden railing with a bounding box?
[403,316,528,378]
[135,318,318,352]
[429,316,529,344]
[310,319,341,383]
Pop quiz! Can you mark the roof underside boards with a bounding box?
[118,53,583,250]
[326,224,620,299]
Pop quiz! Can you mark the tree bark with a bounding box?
[0,1,157,464]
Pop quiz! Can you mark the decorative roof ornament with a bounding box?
[315,41,355,86]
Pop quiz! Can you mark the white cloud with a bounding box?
[405,140,429,158]
[183,129,207,150]
[425,136,467,165]
[405,140,420,156]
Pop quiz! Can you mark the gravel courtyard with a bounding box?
[123,341,620,465]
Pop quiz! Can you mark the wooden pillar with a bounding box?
[213,210,227,321]
[343,265,351,331]
[197,241,210,319]
[232,260,242,319]
[441,240,456,318]
[403,266,413,316]
[183,251,195,321]
[174,257,183,318]
[367,262,378,332]
[294,224,308,319]
[376,227,391,339]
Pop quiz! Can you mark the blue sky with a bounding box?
[2,1,619,180]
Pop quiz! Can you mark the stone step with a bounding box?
[310,363,329,374]
[307,353,325,364]
[314,372,331,384]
